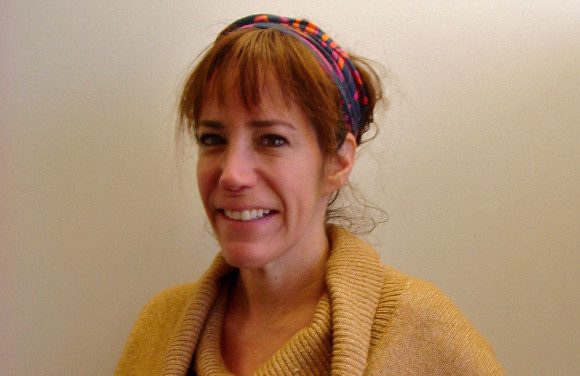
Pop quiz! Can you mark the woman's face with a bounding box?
[196,87,335,269]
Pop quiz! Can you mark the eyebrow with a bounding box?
[197,120,222,129]
[197,119,296,130]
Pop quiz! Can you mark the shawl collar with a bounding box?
[162,226,385,375]
[325,225,385,375]
[163,254,234,375]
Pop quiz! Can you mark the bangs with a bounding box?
[206,29,298,112]
[179,28,342,152]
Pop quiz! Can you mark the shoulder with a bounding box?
[115,255,234,375]
[395,275,492,347]
[129,283,199,336]
[115,283,197,375]
[140,283,198,318]
[369,269,504,375]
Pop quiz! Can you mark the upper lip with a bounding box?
[219,207,275,211]
[213,197,278,212]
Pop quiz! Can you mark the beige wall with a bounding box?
[1,1,578,375]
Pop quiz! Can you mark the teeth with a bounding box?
[224,209,271,221]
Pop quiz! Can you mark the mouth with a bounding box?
[221,208,275,221]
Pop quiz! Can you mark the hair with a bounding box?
[178,26,387,233]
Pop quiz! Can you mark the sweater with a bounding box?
[115,226,504,375]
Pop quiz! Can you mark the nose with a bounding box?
[218,143,257,191]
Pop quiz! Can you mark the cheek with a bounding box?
[304,151,327,192]
[289,154,327,202]
[196,158,217,208]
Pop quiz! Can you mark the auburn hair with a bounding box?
[178,27,383,157]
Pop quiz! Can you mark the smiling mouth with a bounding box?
[222,209,273,221]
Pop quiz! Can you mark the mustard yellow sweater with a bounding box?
[116,226,504,375]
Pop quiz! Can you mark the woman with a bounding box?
[116,14,504,375]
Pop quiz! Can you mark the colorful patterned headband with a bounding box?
[220,14,369,139]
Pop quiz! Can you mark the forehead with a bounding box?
[199,95,310,137]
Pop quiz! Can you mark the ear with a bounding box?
[322,133,356,196]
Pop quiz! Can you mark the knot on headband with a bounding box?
[220,14,369,139]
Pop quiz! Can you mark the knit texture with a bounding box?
[115,226,504,375]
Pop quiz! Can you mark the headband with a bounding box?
[220,14,369,139]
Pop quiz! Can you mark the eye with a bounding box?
[260,134,288,147]
[196,133,225,146]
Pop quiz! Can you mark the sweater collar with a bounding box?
[163,225,385,376]
[162,255,234,375]
[325,225,385,375]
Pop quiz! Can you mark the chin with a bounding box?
[220,243,278,269]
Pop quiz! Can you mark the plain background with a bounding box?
[1,1,578,375]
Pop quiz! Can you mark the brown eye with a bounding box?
[260,134,287,147]
[197,133,225,146]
